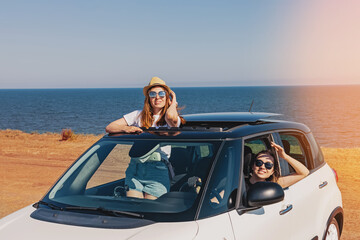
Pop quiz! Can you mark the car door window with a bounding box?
[244,138,268,154]
[279,132,313,176]
[306,133,325,168]
[244,135,274,176]
[242,135,289,185]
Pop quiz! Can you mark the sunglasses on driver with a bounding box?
[255,159,274,170]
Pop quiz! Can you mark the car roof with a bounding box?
[104,112,311,140]
[184,112,281,122]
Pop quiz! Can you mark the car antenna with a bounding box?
[249,100,254,112]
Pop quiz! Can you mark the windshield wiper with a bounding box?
[33,202,143,218]
[64,206,144,218]
[33,201,64,211]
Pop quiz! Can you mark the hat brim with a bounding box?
[143,84,171,96]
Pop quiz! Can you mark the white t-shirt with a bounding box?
[123,110,181,160]
[123,110,181,128]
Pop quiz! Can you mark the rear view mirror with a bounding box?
[246,182,284,207]
[129,141,159,158]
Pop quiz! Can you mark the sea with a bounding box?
[0,85,359,148]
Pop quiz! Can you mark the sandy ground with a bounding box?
[0,130,359,239]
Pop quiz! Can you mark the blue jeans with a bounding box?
[125,159,170,198]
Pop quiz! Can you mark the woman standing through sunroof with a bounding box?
[106,77,183,199]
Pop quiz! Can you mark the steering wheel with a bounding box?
[179,181,191,192]
[179,176,202,192]
[113,185,128,197]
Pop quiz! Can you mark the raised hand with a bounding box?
[271,141,287,159]
[169,90,178,106]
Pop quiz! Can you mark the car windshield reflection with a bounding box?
[43,139,220,220]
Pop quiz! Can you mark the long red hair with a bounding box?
[140,87,185,128]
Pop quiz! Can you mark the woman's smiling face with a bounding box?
[252,153,275,180]
[148,86,167,111]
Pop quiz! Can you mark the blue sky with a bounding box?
[1,1,359,88]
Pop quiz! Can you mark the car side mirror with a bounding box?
[246,182,284,207]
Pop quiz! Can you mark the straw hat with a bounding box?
[143,77,171,96]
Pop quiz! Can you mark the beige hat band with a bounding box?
[143,77,171,96]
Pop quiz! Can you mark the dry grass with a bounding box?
[0,129,102,218]
[0,130,359,239]
[322,148,360,240]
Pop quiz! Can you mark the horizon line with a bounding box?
[1,83,360,90]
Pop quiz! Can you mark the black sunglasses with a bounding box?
[255,159,274,170]
[149,91,166,98]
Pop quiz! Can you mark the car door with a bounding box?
[273,131,324,240]
[229,201,293,240]
[229,134,292,240]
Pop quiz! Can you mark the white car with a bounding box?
[0,113,343,240]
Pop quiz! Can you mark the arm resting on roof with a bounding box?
[105,118,143,134]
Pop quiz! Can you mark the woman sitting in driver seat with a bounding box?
[247,142,310,189]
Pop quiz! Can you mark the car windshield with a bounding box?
[42,138,221,221]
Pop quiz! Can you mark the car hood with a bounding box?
[0,205,198,240]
